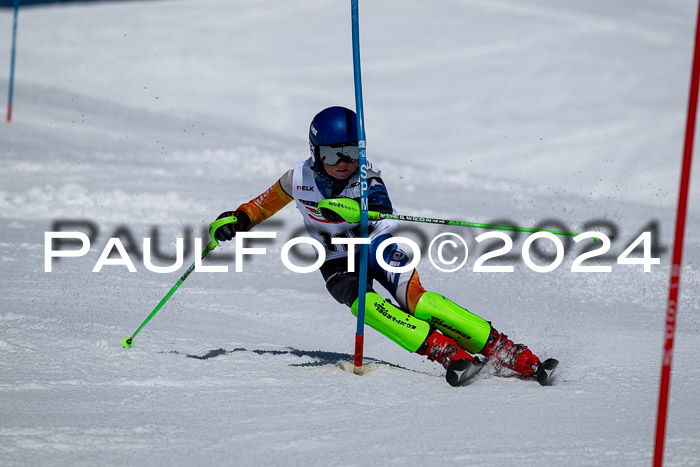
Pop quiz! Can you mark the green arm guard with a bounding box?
[317,198,380,223]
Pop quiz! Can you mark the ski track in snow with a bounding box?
[1,0,699,466]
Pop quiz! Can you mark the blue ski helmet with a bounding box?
[309,106,358,166]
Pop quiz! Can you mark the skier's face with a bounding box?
[323,159,359,180]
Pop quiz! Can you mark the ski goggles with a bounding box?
[317,142,360,165]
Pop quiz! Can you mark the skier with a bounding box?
[214,106,558,386]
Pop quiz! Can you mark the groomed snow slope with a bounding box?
[1,1,699,465]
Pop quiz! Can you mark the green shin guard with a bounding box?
[413,292,491,355]
[351,292,431,353]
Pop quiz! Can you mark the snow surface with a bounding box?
[1,0,700,465]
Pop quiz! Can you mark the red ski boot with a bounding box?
[480,328,541,377]
[418,330,484,386]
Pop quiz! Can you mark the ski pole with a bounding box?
[122,216,236,348]
[317,198,585,238]
[372,213,581,237]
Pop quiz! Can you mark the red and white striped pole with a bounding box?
[652,2,699,465]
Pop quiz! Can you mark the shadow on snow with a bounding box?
[167,347,419,373]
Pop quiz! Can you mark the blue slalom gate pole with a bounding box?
[6,0,19,123]
[350,0,369,374]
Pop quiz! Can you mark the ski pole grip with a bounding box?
[207,216,238,250]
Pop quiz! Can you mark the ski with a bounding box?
[446,357,485,387]
[534,358,559,386]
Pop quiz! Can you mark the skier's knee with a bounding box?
[325,271,361,308]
